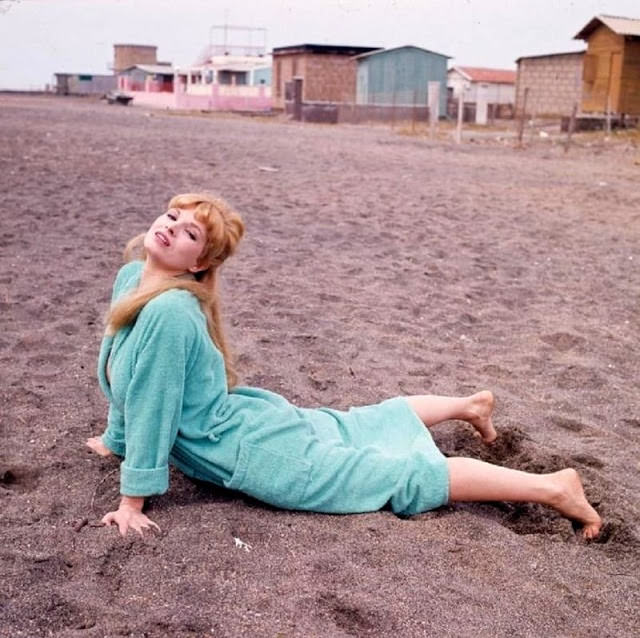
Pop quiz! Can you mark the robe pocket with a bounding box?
[226,442,312,509]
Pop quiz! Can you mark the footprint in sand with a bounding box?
[0,465,41,493]
[540,332,586,352]
[316,592,377,635]
[551,415,599,437]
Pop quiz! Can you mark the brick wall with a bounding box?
[272,54,295,109]
[272,52,358,109]
[113,45,157,73]
[302,54,358,103]
[515,53,584,117]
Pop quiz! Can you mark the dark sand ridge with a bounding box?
[1,94,639,637]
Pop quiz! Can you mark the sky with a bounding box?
[0,0,639,90]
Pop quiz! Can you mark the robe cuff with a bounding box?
[120,463,169,496]
[101,432,125,457]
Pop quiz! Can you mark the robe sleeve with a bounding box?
[98,261,144,455]
[101,403,126,456]
[119,293,197,496]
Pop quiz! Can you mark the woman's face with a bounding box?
[143,207,208,275]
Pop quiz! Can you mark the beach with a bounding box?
[1,94,639,637]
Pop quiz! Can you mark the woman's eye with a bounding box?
[167,212,177,220]
[187,231,196,241]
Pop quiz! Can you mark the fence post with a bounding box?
[564,102,577,153]
[455,93,463,144]
[475,84,488,125]
[412,89,417,133]
[517,87,529,148]
[391,91,397,129]
[428,81,440,139]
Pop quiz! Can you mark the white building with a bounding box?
[180,54,272,90]
[447,66,516,104]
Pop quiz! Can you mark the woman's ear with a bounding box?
[189,257,211,274]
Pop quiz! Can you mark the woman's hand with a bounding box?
[86,436,113,457]
[102,496,161,537]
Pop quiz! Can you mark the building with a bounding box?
[515,51,584,117]
[113,44,158,73]
[172,54,272,111]
[118,64,174,92]
[54,73,116,95]
[447,66,516,122]
[271,44,380,111]
[355,45,450,116]
[117,60,271,112]
[447,66,516,104]
[115,31,272,112]
[574,14,640,115]
[192,54,272,87]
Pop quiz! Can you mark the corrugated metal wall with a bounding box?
[356,47,448,114]
[55,74,117,95]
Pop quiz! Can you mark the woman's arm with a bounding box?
[102,495,160,536]
[100,292,198,535]
[119,297,194,496]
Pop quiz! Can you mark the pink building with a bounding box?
[117,60,272,112]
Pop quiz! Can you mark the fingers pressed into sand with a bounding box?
[101,511,161,537]
[548,469,602,539]
[467,390,497,443]
[135,519,161,536]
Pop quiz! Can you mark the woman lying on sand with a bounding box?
[86,193,602,539]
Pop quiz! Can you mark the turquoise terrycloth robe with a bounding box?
[97,261,449,515]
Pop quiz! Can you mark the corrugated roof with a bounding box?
[273,44,380,56]
[515,50,585,63]
[113,43,157,49]
[574,14,640,39]
[121,64,175,75]
[354,44,450,60]
[450,66,516,84]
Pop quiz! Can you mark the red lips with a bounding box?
[155,231,170,246]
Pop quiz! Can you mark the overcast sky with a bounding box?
[1,0,639,89]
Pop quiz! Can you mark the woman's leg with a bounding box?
[406,390,497,442]
[447,457,602,539]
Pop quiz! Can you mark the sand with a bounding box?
[1,94,639,637]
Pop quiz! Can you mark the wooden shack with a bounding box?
[574,14,640,115]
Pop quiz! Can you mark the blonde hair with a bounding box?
[106,193,245,387]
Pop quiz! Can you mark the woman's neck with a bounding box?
[140,260,190,291]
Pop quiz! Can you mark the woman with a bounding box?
[87,193,602,539]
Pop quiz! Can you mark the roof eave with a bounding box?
[355,45,451,60]
[574,17,602,40]
[449,66,472,80]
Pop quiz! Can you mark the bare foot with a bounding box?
[86,437,113,457]
[548,469,602,539]
[465,390,497,443]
